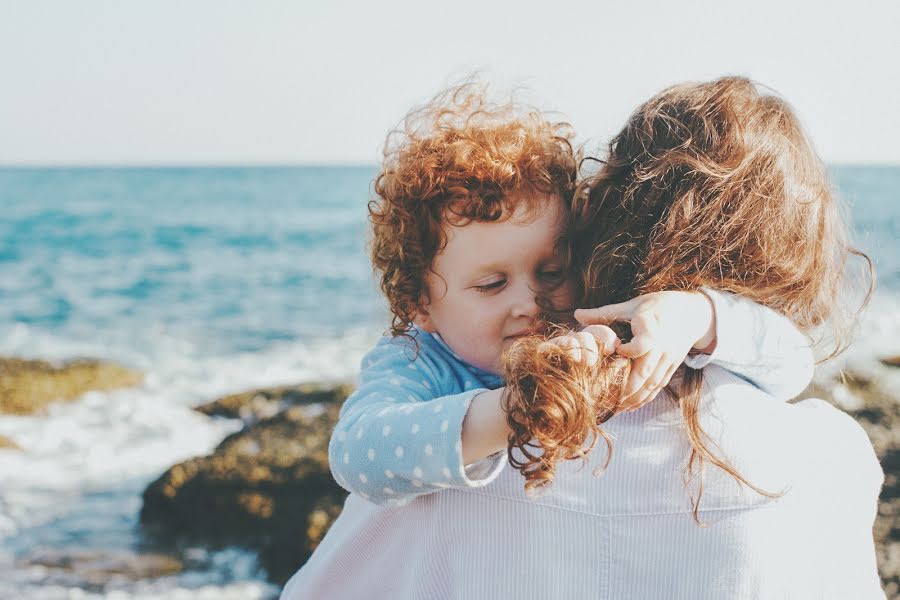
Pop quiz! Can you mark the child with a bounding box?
[327,82,814,507]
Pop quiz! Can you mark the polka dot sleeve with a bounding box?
[328,335,506,506]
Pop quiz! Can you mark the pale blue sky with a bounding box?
[1,0,898,165]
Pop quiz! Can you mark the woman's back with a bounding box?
[282,366,884,599]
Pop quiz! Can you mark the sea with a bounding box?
[0,165,897,598]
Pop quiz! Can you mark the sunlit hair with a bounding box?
[504,328,630,492]
[502,76,873,519]
[369,81,578,340]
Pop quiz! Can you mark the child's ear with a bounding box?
[412,306,438,333]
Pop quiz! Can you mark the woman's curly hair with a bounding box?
[369,82,578,340]
[502,76,873,519]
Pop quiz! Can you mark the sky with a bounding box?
[0,0,898,166]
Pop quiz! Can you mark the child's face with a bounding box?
[414,194,573,374]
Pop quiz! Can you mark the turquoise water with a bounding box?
[832,166,900,290]
[0,166,384,356]
[0,165,896,598]
[0,165,896,358]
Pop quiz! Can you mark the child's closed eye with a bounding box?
[474,279,506,293]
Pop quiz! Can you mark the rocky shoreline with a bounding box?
[140,384,352,585]
[0,357,142,415]
[2,355,898,596]
[140,368,900,594]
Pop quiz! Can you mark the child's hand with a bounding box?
[538,325,620,366]
[573,291,716,411]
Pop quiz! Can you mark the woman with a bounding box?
[282,76,883,599]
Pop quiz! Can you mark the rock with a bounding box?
[0,357,143,415]
[0,435,20,450]
[194,382,354,426]
[22,548,183,590]
[798,370,900,597]
[141,385,351,585]
[881,355,900,368]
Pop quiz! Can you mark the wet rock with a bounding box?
[0,357,142,415]
[881,356,900,369]
[22,548,183,590]
[194,382,353,426]
[799,370,900,597]
[0,434,20,450]
[142,386,351,585]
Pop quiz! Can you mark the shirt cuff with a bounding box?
[462,450,506,483]
[683,287,725,369]
[449,388,507,488]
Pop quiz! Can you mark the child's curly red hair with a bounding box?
[369,82,578,339]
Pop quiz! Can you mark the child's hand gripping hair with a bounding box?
[502,290,717,493]
[574,290,717,412]
[502,324,629,494]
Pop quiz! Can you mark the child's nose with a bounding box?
[510,283,540,319]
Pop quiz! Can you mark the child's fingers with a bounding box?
[574,299,637,326]
[616,335,654,358]
[615,312,658,358]
[620,350,661,402]
[658,361,679,390]
[582,324,619,356]
[540,336,570,355]
[540,328,617,366]
[623,355,676,411]
[552,335,581,362]
[572,331,600,365]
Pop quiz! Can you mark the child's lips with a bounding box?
[505,330,535,340]
[506,322,548,340]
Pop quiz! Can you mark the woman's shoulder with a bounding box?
[698,367,883,502]
[789,397,884,493]
[790,397,873,455]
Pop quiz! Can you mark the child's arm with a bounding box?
[329,335,506,506]
[682,289,814,400]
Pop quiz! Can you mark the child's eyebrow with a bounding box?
[470,264,505,277]
[470,246,564,274]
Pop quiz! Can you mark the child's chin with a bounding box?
[456,350,499,375]
[477,357,503,376]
